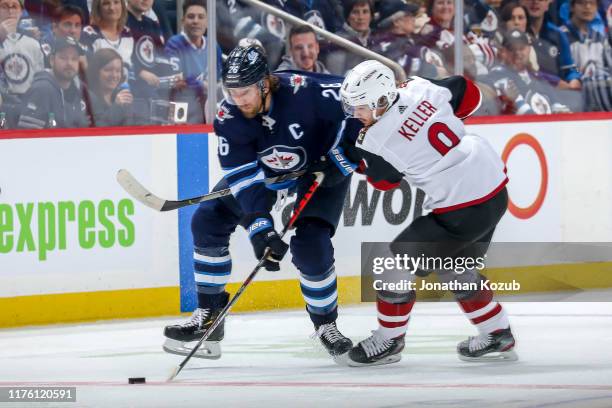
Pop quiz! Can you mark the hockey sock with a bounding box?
[300,266,338,326]
[376,292,415,340]
[457,287,510,335]
[193,246,231,297]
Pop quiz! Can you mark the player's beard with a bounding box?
[238,102,262,119]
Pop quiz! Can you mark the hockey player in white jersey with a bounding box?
[340,60,517,366]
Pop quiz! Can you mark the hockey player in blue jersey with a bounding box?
[163,44,361,362]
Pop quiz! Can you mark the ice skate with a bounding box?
[314,321,353,363]
[457,327,518,362]
[163,307,225,359]
[347,330,404,367]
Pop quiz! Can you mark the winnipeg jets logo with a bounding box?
[216,105,234,122]
[265,149,296,169]
[259,145,306,171]
[136,36,156,67]
[304,10,325,30]
[247,50,259,64]
[289,74,306,94]
[2,53,29,84]
[528,92,551,115]
[261,115,276,130]
[262,13,286,39]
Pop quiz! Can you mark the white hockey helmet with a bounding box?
[340,60,397,118]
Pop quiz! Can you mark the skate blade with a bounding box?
[458,349,519,362]
[332,352,351,366]
[162,338,222,360]
[346,354,402,367]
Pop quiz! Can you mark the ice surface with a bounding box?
[1,299,612,407]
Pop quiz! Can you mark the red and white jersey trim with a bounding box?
[455,78,482,120]
[432,176,508,214]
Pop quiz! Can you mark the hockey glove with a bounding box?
[310,146,358,187]
[247,216,289,272]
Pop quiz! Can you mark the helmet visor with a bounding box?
[342,99,372,120]
[341,98,357,118]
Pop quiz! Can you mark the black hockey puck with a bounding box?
[128,377,146,384]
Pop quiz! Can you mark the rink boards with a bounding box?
[0,114,611,327]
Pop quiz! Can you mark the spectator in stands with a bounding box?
[420,0,497,73]
[86,48,134,126]
[438,42,502,114]
[500,1,529,31]
[562,0,611,77]
[369,0,440,77]
[499,2,540,70]
[464,0,501,38]
[339,0,373,46]
[519,0,582,89]
[150,0,173,41]
[40,5,85,67]
[216,0,286,68]
[126,0,181,121]
[556,0,606,34]
[18,36,89,128]
[165,0,222,123]
[24,0,89,36]
[481,29,574,114]
[81,0,134,73]
[421,0,455,33]
[52,5,84,40]
[277,24,330,73]
[0,0,45,127]
[325,0,374,75]
[561,0,612,110]
[127,0,163,87]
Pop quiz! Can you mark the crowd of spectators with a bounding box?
[0,0,610,129]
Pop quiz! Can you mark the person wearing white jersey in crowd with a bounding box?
[339,60,517,366]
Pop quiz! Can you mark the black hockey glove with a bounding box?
[309,146,358,187]
[246,216,289,272]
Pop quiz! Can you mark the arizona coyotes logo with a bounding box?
[289,74,306,94]
[259,145,306,171]
[216,105,234,122]
[356,127,369,145]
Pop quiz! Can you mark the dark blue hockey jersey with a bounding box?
[213,70,361,216]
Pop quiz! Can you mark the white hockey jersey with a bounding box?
[356,76,507,213]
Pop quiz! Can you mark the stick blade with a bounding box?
[116,169,165,211]
[166,366,180,382]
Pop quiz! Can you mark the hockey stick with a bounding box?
[116,168,307,212]
[167,171,325,382]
